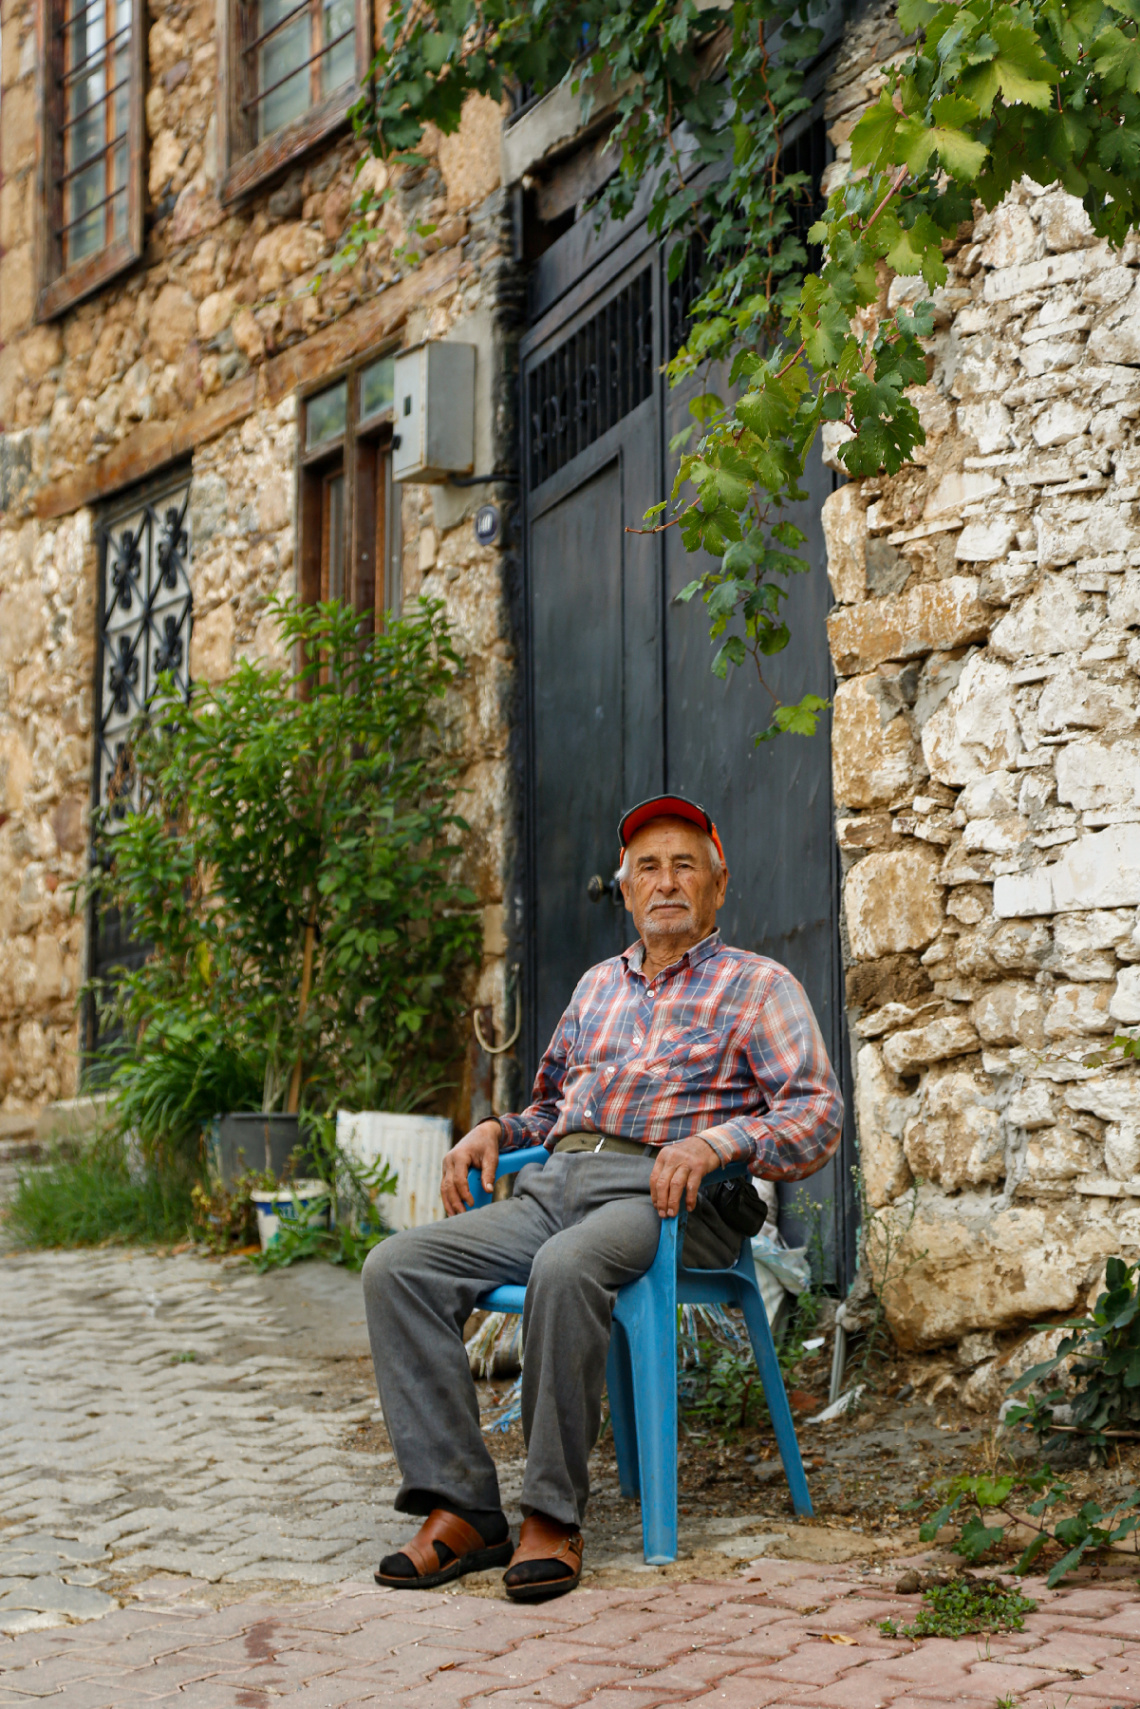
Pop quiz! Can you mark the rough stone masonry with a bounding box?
[0,0,519,1121]
[821,1,1140,1371]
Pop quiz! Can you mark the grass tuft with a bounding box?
[5,1135,197,1249]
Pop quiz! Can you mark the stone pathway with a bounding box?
[0,1246,401,1627]
[1,1557,1139,1707]
[3,1240,1138,1704]
[0,1242,885,1638]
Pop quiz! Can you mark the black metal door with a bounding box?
[520,141,856,1282]
[524,254,664,1057]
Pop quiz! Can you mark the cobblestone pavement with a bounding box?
[2,1556,1139,1707]
[3,1236,1138,1703]
[0,1245,404,1627]
[0,1239,886,1638]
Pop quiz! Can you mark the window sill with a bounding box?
[221,85,357,205]
[36,231,143,323]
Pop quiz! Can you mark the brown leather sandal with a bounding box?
[374,1509,514,1589]
[503,1514,584,1602]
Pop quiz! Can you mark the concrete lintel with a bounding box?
[501,69,628,188]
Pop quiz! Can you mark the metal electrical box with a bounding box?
[392,342,476,483]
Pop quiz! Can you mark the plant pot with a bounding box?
[250,1179,332,1251]
[209,1111,314,1185]
[336,1110,453,1231]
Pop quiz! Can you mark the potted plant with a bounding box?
[84,597,481,1209]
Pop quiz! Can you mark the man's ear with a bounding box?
[620,879,634,914]
[715,867,729,908]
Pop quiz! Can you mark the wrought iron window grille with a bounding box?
[527,266,654,491]
[94,477,193,824]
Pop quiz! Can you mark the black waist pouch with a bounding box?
[704,1175,768,1238]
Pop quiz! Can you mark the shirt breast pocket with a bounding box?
[642,1025,723,1084]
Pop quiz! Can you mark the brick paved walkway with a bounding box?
[1,1558,1138,1707]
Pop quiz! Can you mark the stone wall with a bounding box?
[0,0,519,1122]
[824,3,1140,1372]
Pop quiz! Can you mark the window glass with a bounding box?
[305,380,347,450]
[253,0,357,142]
[321,0,355,96]
[257,0,311,139]
[324,471,345,600]
[62,0,132,267]
[359,356,394,422]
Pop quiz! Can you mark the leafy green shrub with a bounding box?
[918,1469,1140,1588]
[1006,1257,1140,1452]
[687,1341,763,1437]
[87,595,481,1154]
[6,1134,196,1248]
[879,1580,1037,1641]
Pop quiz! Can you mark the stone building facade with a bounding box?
[0,0,517,1123]
[4,0,1140,1363]
[823,3,1140,1372]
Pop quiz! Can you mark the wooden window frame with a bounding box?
[34,0,146,323]
[298,353,399,626]
[217,0,371,205]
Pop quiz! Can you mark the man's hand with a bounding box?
[441,1120,502,1217]
[650,1134,721,1219]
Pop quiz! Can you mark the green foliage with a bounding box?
[878,1579,1037,1640]
[106,1009,265,1163]
[249,1113,399,1273]
[190,1165,276,1252]
[681,1270,827,1440]
[86,597,481,1148]
[351,0,1140,747]
[918,1466,1140,1588]
[6,1134,197,1249]
[686,1339,764,1436]
[1005,1256,1140,1451]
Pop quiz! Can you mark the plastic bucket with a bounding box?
[250,1179,332,1251]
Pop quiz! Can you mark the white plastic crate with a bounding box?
[336,1110,453,1231]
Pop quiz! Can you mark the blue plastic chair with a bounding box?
[467,1145,812,1564]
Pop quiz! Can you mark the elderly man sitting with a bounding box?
[363,794,843,1601]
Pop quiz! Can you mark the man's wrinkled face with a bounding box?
[619,817,728,948]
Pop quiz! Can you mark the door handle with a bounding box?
[587,874,621,904]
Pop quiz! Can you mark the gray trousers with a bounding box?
[362,1151,741,1527]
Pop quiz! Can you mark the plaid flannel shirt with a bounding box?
[497,931,843,1180]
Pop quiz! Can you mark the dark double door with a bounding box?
[519,208,856,1281]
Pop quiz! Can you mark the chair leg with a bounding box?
[605,1320,639,1500]
[737,1280,814,1518]
[616,1273,679,1564]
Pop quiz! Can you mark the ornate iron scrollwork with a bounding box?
[95,476,193,820]
[109,528,143,612]
[108,634,139,715]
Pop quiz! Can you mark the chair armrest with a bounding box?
[704,1159,749,1188]
[466,1144,549,1209]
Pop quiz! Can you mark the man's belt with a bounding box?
[553,1132,653,1157]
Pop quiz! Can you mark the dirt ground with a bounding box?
[282,1273,1136,1589]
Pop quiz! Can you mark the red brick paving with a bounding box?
[0,1559,1138,1706]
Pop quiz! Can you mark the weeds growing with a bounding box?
[879,1580,1037,1640]
[6,1134,196,1248]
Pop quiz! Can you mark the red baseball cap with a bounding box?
[618,795,726,865]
